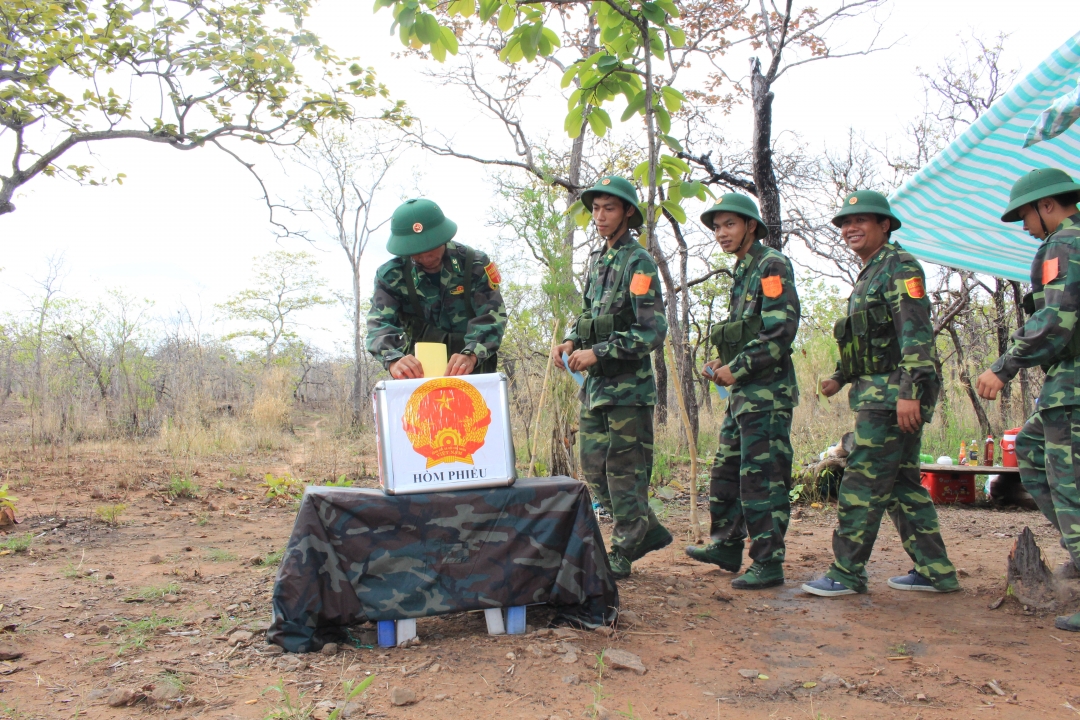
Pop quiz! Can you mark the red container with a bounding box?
[920,471,976,504]
[1001,427,1021,468]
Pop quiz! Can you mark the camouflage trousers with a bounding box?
[1016,407,1080,567]
[708,408,793,564]
[579,405,661,555]
[826,409,959,593]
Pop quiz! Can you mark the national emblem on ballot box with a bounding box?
[372,373,516,494]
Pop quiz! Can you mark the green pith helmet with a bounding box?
[1001,168,1080,222]
[580,176,643,228]
[386,198,458,256]
[831,190,902,232]
[699,193,768,240]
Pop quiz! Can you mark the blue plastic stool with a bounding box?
[377,620,396,648]
[504,606,527,635]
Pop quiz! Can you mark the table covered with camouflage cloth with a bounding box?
[268,477,618,652]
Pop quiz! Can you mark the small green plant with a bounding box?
[888,642,910,657]
[789,483,806,504]
[262,678,313,719]
[257,548,285,567]
[215,480,225,490]
[196,512,210,526]
[588,650,613,719]
[168,475,200,499]
[155,670,186,698]
[328,676,375,720]
[646,496,668,521]
[261,474,304,503]
[0,532,34,554]
[116,614,177,655]
[126,582,181,601]
[323,475,354,488]
[205,548,237,562]
[227,465,247,479]
[0,484,17,516]
[95,503,127,526]
[62,562,83,579]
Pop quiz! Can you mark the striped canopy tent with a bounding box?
[891,32,1080,282]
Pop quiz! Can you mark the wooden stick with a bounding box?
[528,319,560,478]
[664,335,701,544]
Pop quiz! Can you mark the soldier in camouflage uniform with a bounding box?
[803,190,960,597]
[366,198,506,378]
[552,176,670,580]
[683,194,800,590]
[973,169,1080,632]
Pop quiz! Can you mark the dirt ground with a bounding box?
[2,427,1080,720]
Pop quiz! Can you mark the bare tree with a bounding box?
[294,127,402,427]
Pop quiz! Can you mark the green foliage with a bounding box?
[258,548,286,568]
[217,251,334,364]
[788,483,805,504]
[168,475,200,499]
[327,675,375,720]
[94,503,127,526]
[205,548,237,562]
[116,614,178,655]
[127,582,182,601]
[0,484,17,515]
[261,473,305,501]
[1,0,388,214]
[262,678,314,719]
[323,475,354,487]
[0,532,34,554]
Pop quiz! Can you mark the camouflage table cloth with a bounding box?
[268,477,618,652]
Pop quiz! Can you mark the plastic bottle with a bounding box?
[983,435,995,466]
[959,440,968,465]
[969,439,979,465]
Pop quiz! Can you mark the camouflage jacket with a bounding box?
[830,242,941,419]
[991,213,1080,409]
[566,231,668,409]
[721,242,801,416]
[365,241,507,370]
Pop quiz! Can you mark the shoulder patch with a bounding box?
[484,261,501,289]
[1043,257,1060,285]
[903,277,925,299]
[761,275,783,298]
[630,273,652,295]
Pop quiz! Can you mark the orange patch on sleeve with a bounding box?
[761,275,783,299]
[904,277,925,299]
[484,261,501,288]
[1043,257,1060,285]
[629,273,652,295]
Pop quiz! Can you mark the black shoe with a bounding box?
[629,524,673,561]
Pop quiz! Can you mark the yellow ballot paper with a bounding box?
[415,342,448,378]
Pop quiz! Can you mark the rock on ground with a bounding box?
[603,648,646,675]
[390,687,417,706]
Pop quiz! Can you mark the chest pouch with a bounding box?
[835,302,900,378]
[711,315,763,365]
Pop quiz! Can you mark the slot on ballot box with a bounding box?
[372,372,517,494]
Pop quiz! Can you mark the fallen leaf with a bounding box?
[245,699,258,705]
[803,682,817,689]
[758,674,769,680]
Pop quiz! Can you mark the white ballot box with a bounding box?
[372,372,517,495]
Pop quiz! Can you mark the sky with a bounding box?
[0,0,1076,353]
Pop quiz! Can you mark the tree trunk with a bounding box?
[1010,280,1032,420]
[653,347,668,424]
[351,257,365,429]
[947,322,991,436]
[992,278,1011,428]
[750,57,783,250]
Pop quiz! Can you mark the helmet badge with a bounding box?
[413,223,423,233]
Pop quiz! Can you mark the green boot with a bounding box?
[629,524,673,561]
[731,561,784,590]
[607,550,632,580]
[1055,613,1080,632]
[684,541,743,572]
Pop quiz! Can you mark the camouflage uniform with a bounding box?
[568,230,668,557]
[826,242,959,593]
[707,242,800,567]
[991,213,1080,567]
[366,241,507,372]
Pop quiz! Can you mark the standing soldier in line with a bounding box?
[552,176,670,579]
[802,190,961,597]
[974,169,1080,632]
[366,198,506,377]
[684,194,801,590]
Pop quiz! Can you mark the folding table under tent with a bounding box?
[890,31,1080,280]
